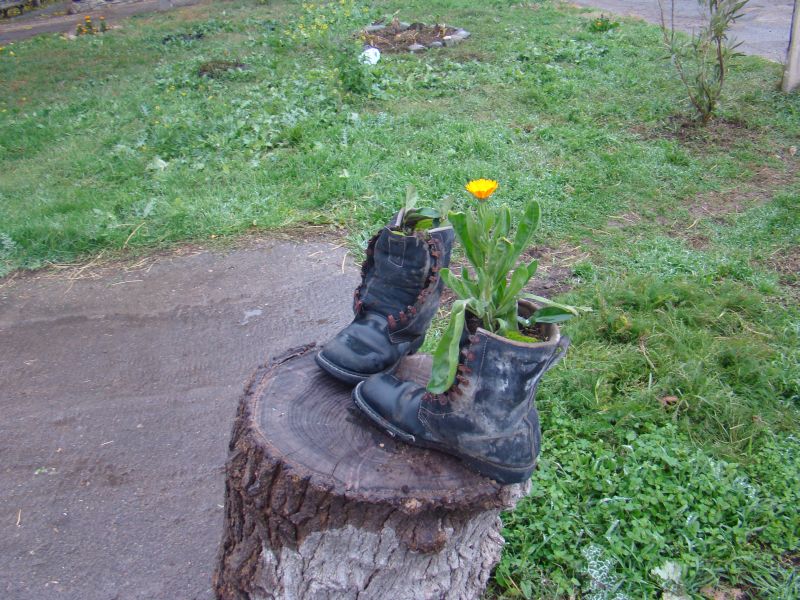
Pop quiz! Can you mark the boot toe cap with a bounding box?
[355,374,427,439]
[318,315,405,380]
[318,335,382,375]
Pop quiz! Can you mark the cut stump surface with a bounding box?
[214,345,529,600]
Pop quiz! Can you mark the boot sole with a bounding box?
[352,383,536,485]
[314,351,377,385]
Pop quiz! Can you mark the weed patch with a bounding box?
[493,274,800,598]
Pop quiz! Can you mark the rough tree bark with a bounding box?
[213,345,530,600]
[783,0,800,93]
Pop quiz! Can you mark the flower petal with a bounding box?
[465,179,499,200]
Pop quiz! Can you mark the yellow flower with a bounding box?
[465,178,499,200]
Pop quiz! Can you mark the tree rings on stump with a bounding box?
[214,345,530,600]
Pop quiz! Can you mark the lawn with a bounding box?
[1,0,798,597]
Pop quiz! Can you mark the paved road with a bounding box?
[3,0,793,56]
[0,0,203,43]
[0,238,356,600]
[569,0,794,62]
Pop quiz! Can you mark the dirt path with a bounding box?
[0,0,204,43]
[0,237,357,600]
[568,0,793,63]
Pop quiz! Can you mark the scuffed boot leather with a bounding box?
[353,307,569,484]
[316,214,454,384]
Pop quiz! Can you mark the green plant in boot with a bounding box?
[387,185,453,235]
[428,179,590,394]
[352,180,590,484]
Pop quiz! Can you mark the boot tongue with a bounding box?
[360,229,432,318]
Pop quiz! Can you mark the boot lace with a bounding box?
[352,232,381,315]
[385,235,443,331]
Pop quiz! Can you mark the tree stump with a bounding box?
[213,345,530,600]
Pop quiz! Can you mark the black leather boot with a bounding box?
[315,214,454,384]
[352,305,569,484]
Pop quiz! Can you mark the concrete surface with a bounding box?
[2,0,792,59]
[0,0,203,43]
[0,238,356,600]
[569,0,794,63]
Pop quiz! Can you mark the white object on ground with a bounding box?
[359,47,381,65]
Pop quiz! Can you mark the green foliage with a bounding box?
[335,46,370,95]
[658,0,749,123]
[76,15,108,36]
[587,14,620,34]
[492,274,800,599]
[428,190,588,393]
[281,0,367,42]
[396,185,451,232]
[497,426,800,598]
[429,298,469,395]
[443,196,544,336]
[1,0,794,272]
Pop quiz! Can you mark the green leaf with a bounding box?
[490,237,514,288]
[449,211,483,269]
[521,293,593,318]
[405,185,418,213]
[415,207,440,219]
[495,202,540,284]
[512,200,541,259]
[441,268,471,301]
[526,258,539,279]
[428,300,468,394]
[460,267,480,298]
[413,219,434,231]
[496,317,513,334]
[532,306,577,323]
[502,265,534,308]
[497,205,512,238]
[438,195,454,224]
[496,259,539,316]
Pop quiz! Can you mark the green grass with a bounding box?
[2,0,799,597]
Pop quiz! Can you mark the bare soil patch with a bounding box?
[633,116,762,151]
[198,59,247,78]
[361,19,459,53]
[666,117,758,148]
[769,246,800,291]
[522,244,591,297]
[663,156,798,250]
[686,158,799,222]
[700,584,747,600]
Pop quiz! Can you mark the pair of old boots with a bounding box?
[315,215,569,484]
